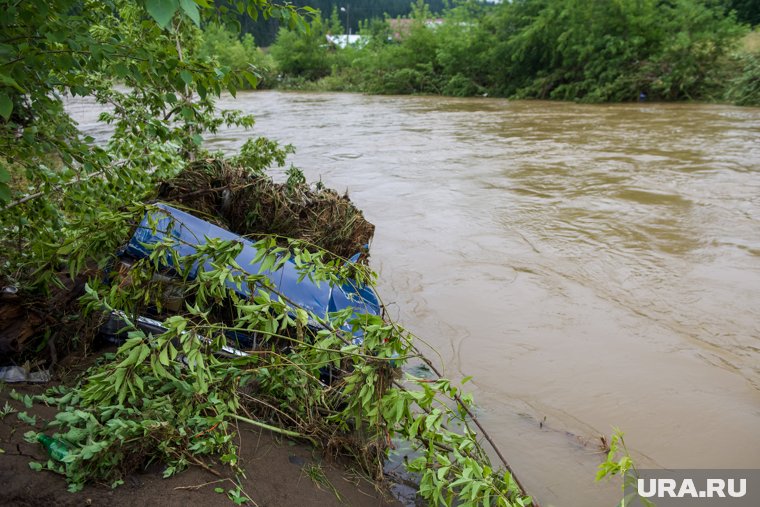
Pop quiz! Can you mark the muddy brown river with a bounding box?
[69,91,760,506]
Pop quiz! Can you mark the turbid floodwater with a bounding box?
[68,91,760,506]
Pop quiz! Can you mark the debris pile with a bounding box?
[1,157,376,366]
[157,158,375,260]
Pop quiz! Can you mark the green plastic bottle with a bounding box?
[37,434,69,461]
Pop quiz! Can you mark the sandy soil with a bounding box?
[0,363,401,507]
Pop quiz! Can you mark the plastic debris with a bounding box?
[37,434,69,461]
[0,366,51,383]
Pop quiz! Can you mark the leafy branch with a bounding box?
[15,202,534,506]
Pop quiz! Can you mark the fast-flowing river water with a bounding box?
[69,91,760,506]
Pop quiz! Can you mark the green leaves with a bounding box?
[0,162,11,204]
[20,227,532,506]
[179,0,201,26]
[179,70,194,85]
[145,0,179,29]
[0,73,24,93]
[0,0,283,281]
[596,430,645,507]
[17,411,37,426]
[240,70,259,89]
[0,93,12,120]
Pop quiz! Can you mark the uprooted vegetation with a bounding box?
[157,155,375,261]
[1,151,534,506]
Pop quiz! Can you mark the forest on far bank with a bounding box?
[210,0,760,105]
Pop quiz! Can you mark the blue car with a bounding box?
[121,203,381,346]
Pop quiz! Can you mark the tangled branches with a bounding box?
[18,204,533,506]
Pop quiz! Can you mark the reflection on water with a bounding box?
[68,92,760,507]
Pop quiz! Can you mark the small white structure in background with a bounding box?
[325,34,369,49]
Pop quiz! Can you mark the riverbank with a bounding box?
[0,349,401,507]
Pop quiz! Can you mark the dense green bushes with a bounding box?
[725,52,760,104]
[251,0,760,105]
[269,15,333,81]
[490,0,743,102]
[198,24,276,88]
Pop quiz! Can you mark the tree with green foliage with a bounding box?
[327,5,345,35]
[269,14,333,81]
[432,1,492,96]
[360,1,444,94]
[725,52,760,104]
[197,23,277,88]
[715,0,760,26]
[487,0,744,101]
[0,0,308,246]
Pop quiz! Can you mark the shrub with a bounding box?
[442,73,483,97]
[269,16,332,80]
[725,53,760,105]
[199,24,276,88]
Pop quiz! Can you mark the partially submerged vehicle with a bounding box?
[102,203,382,352]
